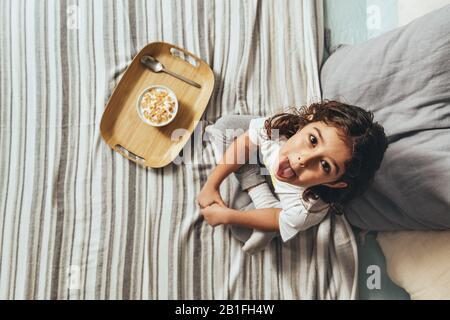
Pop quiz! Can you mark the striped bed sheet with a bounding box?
[0,0,357,299]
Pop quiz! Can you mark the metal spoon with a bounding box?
[140,55,202,89]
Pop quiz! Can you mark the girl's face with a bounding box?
[275,121,352,189]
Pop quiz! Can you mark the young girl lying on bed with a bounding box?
[197,100,388,254]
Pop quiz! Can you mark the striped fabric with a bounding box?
[0,0,357,299]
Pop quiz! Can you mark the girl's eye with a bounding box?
[321,160,331,174]
[309,134,318,145]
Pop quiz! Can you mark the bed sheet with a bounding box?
[0,0,358,299]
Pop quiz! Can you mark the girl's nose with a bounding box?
[298,156,306,168]
[298,151,316,167]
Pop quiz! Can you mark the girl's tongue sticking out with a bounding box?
[276,158,295,179]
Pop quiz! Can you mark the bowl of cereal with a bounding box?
[136,85,178,127]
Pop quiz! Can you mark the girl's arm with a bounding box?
[197,130,255,208]
[206,129,253,188]
[200,204,282,232]
[228,207,281,231]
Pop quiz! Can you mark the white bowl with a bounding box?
[136,85,178,127]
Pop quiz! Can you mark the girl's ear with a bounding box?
[323,181,348,189]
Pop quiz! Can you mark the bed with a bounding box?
[0,0,358,299]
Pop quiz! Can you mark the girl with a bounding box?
[197,100,388,254]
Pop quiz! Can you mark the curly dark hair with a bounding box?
[263,100,388,215]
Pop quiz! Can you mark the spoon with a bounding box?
[140,55,202,89]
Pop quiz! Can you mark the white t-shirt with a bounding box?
[248,117,330,242]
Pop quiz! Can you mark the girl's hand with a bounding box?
[196,184,227,209]
[200,203,233,227]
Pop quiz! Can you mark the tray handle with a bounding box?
[115,144,146,166]
[169,47,200,68]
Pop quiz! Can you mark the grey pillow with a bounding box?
[320,6,450,230]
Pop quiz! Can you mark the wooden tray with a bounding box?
[100,42,214,168]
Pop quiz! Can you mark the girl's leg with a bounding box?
[241,184,281,255]
[229,201,254,243]
[206,115,280,251]
[205,114,266,190]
